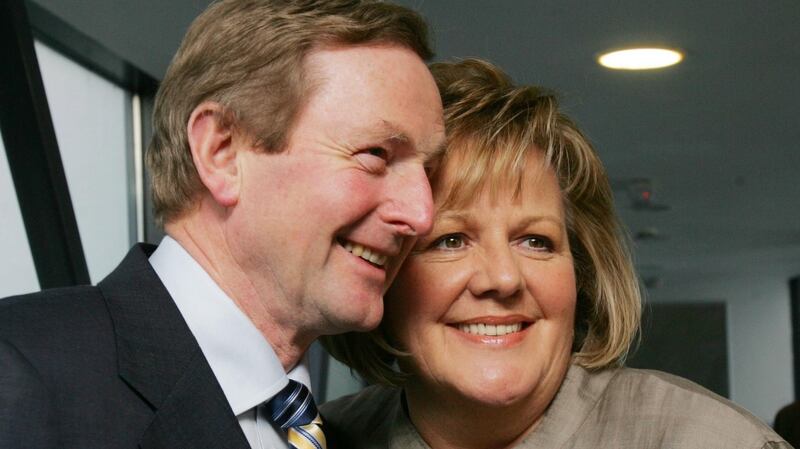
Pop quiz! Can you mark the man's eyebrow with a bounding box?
[370,120,410,144]
[363,120,443,162]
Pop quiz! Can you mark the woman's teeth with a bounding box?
[457,323,523,336]
[343,241,388,266]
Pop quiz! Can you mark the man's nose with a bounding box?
[382,163,434,237]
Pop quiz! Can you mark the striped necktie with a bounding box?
[266,380,327,449]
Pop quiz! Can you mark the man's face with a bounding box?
[228,44,445,338]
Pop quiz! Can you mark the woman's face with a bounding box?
[385,150,576,409]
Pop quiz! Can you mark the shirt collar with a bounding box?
[149,236,311,415]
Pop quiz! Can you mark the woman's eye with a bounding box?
[520,236,552,251]
[433,234,465,250]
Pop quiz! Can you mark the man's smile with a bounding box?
[339,239,390,268]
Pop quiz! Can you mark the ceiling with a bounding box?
[31,0,800,293]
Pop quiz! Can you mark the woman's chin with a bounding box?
[447,372,537,409]
[466,390,529,408]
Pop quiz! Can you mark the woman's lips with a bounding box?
[447,316,533,345]
[457,322,523,336]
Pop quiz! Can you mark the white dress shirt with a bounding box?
[150,236,310,449]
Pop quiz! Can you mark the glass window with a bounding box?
[0,134,40,298]
[35,41,133,283]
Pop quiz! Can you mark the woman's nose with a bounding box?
[467,245,524,300]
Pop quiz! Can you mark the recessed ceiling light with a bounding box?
[598,47,684,70]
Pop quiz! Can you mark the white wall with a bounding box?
[650,273,795,423]
[1,42,132,297]
[34,41,132,283]
[0,136,40,298]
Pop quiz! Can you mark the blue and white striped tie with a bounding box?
[266,380,327,449]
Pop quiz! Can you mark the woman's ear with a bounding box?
[187,101,241,208]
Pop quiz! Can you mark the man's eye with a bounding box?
[366,147,389,159]
[355,147,389,173]
[433,234,465,250]
[520,236,553,251]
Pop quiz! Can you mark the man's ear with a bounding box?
[187,101,241,208]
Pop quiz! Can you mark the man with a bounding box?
[0,1,444,448]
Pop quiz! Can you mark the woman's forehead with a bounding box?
[432,144,556,211]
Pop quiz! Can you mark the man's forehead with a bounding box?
[299,43,445,161]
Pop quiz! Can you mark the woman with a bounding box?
[320,59,787,449]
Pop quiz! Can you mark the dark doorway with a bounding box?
[627,302,729,398]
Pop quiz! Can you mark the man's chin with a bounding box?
[326,300,384,334]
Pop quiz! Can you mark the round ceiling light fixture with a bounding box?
[597,47,684,70]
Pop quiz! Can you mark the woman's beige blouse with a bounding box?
[320,364,790,448]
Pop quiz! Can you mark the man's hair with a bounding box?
[322,58,642,386]
[146,0,432,224]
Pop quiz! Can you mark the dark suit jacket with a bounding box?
[0,244,250,449]
[774,401,800,448]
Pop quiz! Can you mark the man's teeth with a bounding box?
[457,323,523,336]
[343,241,388,267]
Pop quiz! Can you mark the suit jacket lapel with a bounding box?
[138,351,251,449]
[99,244,250,449]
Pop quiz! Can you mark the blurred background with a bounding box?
[1,0,798,424]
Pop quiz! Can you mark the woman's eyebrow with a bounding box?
[435,210,473,224]
[516,215,564,229]
[436,210,563,226]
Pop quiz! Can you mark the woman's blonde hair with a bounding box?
[322,58,641,385]
[146,0,431,224]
